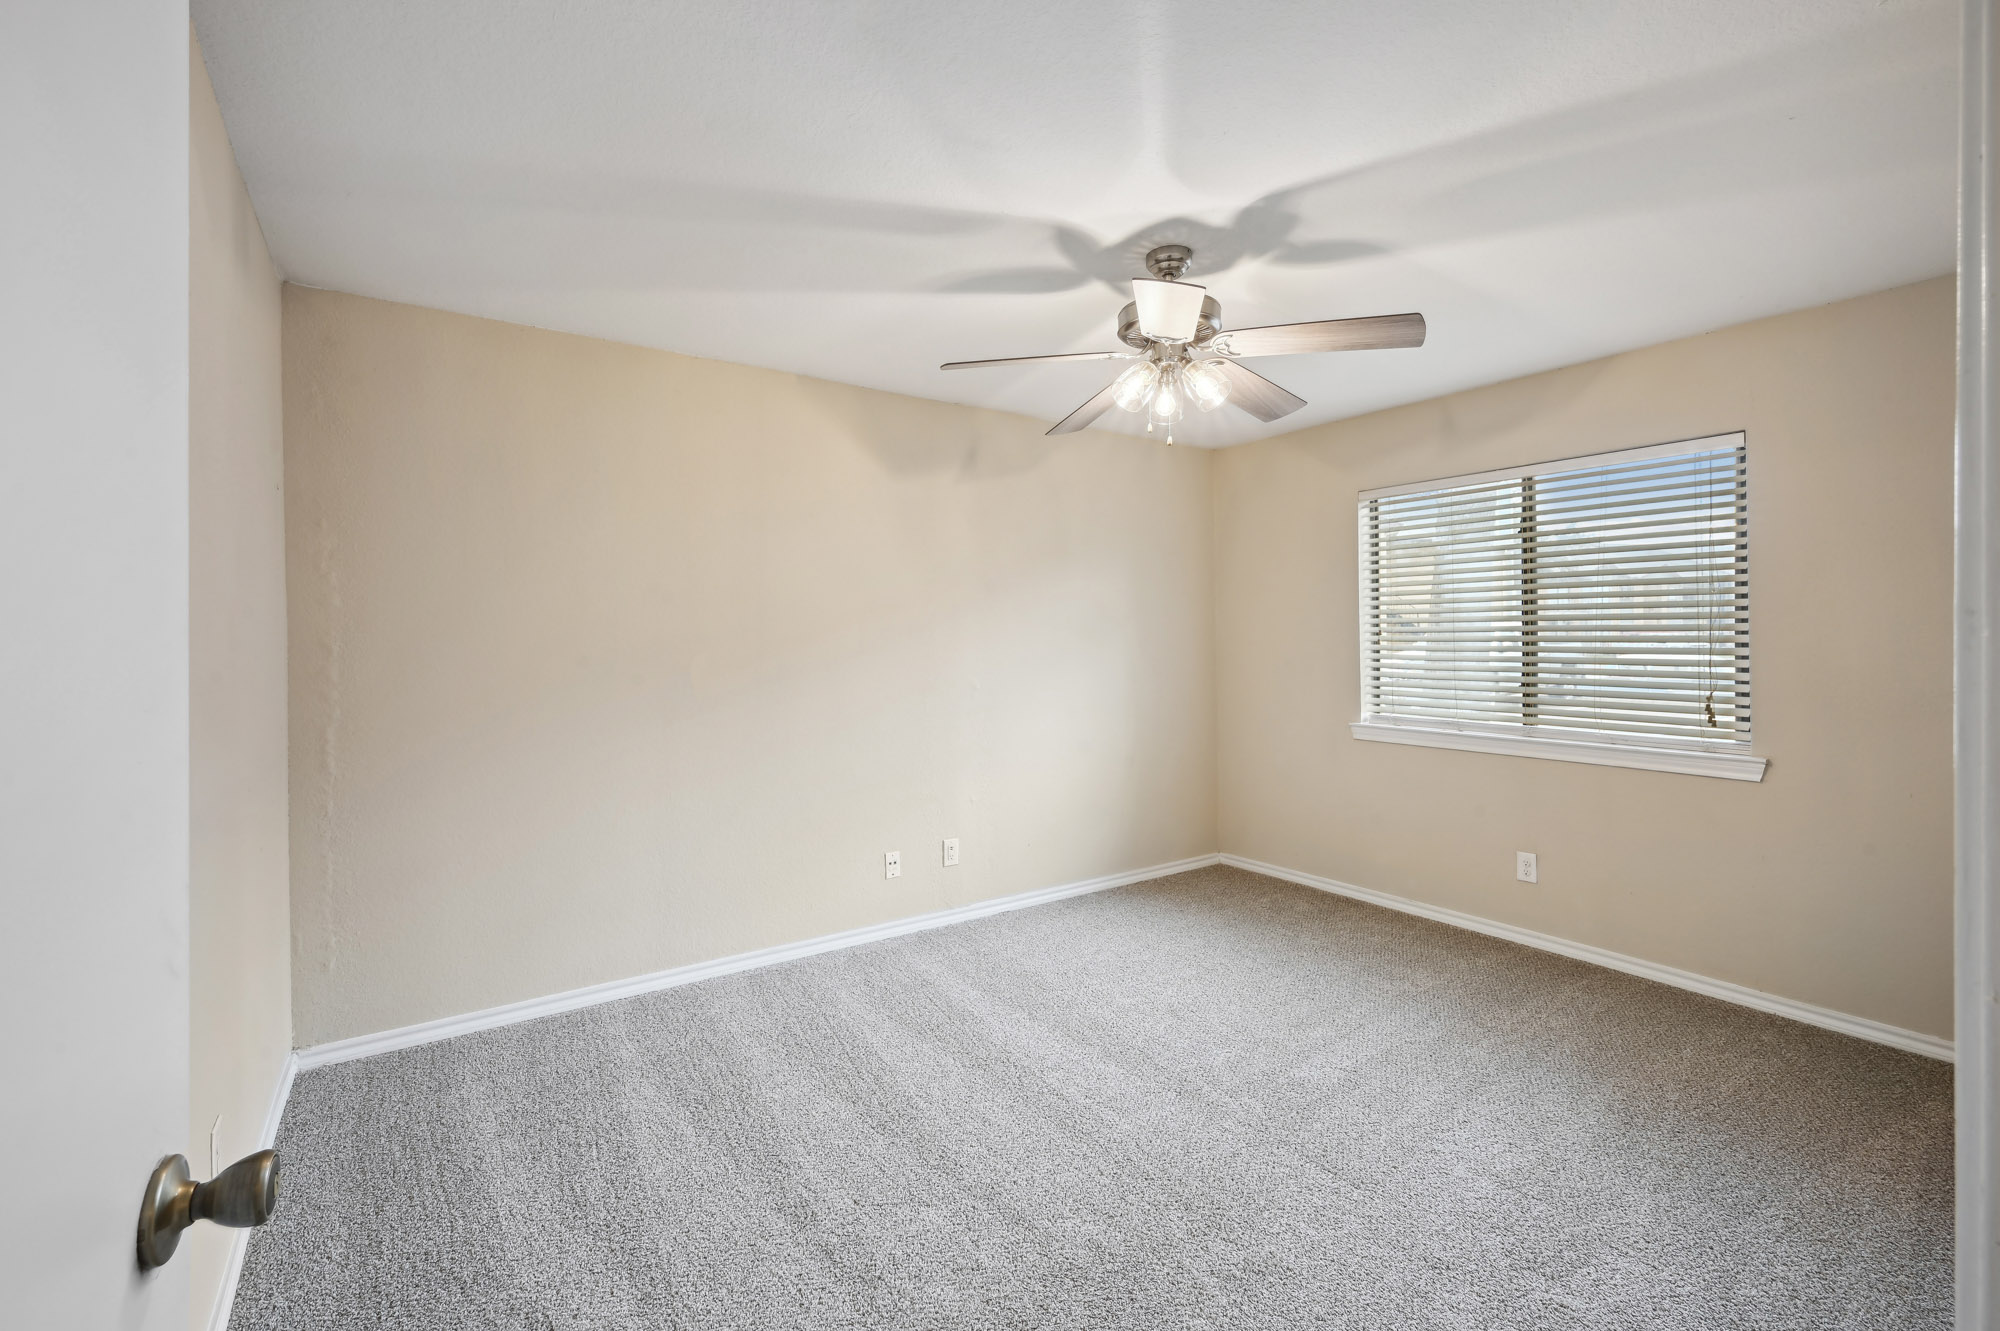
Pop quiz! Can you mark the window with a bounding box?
[1353,433,1763,781]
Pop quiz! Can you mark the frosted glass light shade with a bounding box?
[1148,364,1185,424]
[1131,279,1206,342]
[1187,359,1230,411]
[1111,361,1158,412]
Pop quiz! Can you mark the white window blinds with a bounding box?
[1359,434,1749,752]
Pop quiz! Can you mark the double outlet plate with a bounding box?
[886,839,959,878]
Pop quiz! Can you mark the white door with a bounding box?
[1,5,193,1328]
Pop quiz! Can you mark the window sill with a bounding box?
[1349,721,1768,782]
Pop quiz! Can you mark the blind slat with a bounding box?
[1371,556,1748,586]
[1373,465,1743,513]
[1375,481,1744,526]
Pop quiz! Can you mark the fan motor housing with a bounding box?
[1119,295,1222,350]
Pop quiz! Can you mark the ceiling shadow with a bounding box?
[254,3,1949,312]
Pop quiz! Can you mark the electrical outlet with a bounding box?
[942,838,959,867]
[1516,851,1538,884]
[885,850,901,879]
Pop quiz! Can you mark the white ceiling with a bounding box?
[193,0,1958,447]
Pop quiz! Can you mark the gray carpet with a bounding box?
[231,865,1953,1329]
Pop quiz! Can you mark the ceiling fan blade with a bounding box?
[1211,313,1426,359]
[940,350,1137,371]
[1132,279,1207,342]
[1211,358,1307,423]
[1046,379,1126,435]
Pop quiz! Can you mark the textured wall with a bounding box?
[190,31,291,1328]
[283,288,1216,1046]
[1214,278,1956,1039]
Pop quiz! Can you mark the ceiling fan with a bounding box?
[942,244,1426,443]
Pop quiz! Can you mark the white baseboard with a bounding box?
[207,1049,299,1331]
[296,853,1224,1071]
[1219,853,1954,1062]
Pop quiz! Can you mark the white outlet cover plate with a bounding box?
[1516,852,1538,883]
[943,838,959,866]
[885,851,901,879]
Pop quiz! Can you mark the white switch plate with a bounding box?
[885,850,901,879]
[942,838,959,866]
[1516,851,1538,883]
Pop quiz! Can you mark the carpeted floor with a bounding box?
[231,865,1953,1329]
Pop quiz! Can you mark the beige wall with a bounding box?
[1215,277,1956,1039]
[284,287,1216,1046]
[190,34,290,1328]
[281,275,1952,1049]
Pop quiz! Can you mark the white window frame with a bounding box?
[1351,433,1766,782]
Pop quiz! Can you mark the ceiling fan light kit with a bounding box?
[942,244,1428,445]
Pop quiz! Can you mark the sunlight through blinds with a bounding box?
[1360,435,1749,750]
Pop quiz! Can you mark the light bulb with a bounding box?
[1148,364,1184,425]
[1111,361,1158,413]
[1187,359,1230,411]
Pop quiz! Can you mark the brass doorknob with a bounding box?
[136,1149,281,1271]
